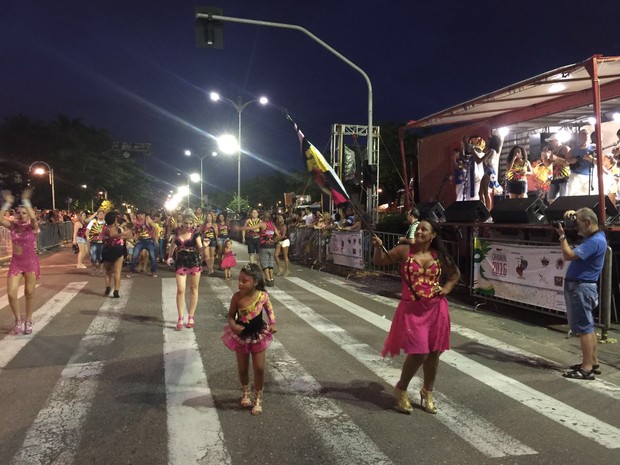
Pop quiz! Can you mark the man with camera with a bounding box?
[554,208,606,380]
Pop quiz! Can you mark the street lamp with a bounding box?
[185,149,217,207]
[28,161,55,211]
[178,172,201,207]
[209,91,268,214]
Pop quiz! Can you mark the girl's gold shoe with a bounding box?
[240,384,252,407]
[419,387,437,414]
[393,386,413,414]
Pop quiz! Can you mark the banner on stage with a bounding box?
[472,238,568,312]
[328,231,364,269]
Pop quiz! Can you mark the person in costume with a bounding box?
[167,213,205,330]
[0,189,40,335]
[220,239,237,280]
[372,219,460,414]
[101,212,132,298]
[221,263,277,415]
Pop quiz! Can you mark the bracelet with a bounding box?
[1,202,11,211]
[21,199,32,208]
[559,235,566,242]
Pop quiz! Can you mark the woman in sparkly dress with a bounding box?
[372,219,460,414]
[0,189,40,335]
[167,214,205,330]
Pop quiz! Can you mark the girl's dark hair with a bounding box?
[104,211,117,225]
[423,219,460,279]
[508,145,527,164]
[240,263,266,291]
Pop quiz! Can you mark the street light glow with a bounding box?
[33,167,46,175]
[178,185,190,195]
[259,96,269,105]
[209,92,220,102]
[217,134,239,154]
[189,173,201,183]
[184,150,191,156]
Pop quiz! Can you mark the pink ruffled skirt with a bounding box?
[221,324,273,354]
[382,296,450,357]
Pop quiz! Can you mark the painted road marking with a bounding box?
[289,278,620,449]
[0,282,86,371]
[162,279,231,465]
[11,281,131,465]
[271,287,536,458]
[211,281,394,465]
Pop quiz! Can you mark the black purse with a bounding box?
[72,243,79,254]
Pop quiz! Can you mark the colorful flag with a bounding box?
[290,119,350,206]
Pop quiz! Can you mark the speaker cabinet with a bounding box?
[545,195,619,223]
[417,202,446,222]
[444,200,490,223]
[491,197,547,224]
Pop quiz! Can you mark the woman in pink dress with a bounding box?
[372,219,460,414]
[0,189,40,335]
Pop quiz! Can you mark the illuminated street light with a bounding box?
[28,161,55,210]
[185,149,217,207]
[210,91,268,214]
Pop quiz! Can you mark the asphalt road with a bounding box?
[0,242,619,465]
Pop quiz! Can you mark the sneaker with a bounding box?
[126,272,134,278]
[104,287,111,296]
[151,272,158,278]
[24,320,33,335]
[10,320,23,335]
[113,290,120,298]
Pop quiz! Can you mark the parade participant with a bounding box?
[372,219,460,414]
[241,209,261,265]
[200,212,217,274]
[194,207,205,225]
[221,263,277,415]
[220,239,237,280]
[87,209,106,276]
[72,210,95,269]
[236,212,280,286]
[101,212,130,298]
[462,136,491,201]
[554,208,606,380]
[167,214,205,330]
[216,212,229,269]
[505,145,532,199]
[0,189,40,335]
[479,133,504,209]
[274,214,290,277]
[127,210,158,278]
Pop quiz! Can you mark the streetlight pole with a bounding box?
[210,92,268,215]
[28,161,55,211]
[185,150,217,207]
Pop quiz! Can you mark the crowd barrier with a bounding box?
[0,221,72,263]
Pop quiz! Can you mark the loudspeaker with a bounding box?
[417,202,446,222]
[491,197,547,224]
[444,200,490,223]
[545,195,619,223]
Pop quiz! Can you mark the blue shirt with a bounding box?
[570,145,595,175]
[565,231,607,281]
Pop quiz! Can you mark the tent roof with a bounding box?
[405,55,620,133]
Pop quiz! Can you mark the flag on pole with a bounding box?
[290,118,350,206]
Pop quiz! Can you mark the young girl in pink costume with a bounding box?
[0,189,40,335]
[220,239,237,280]
[222,263,277,415]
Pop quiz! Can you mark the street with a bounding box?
[0,242,619,465]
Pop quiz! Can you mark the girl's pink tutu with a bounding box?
[220,251,236,269]
[222,323,273,354]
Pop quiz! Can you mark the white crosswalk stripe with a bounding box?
[162,278,231,465]
[0,283,40,311]
[10,281,131,465]
[287,277,620,450]
[210,280,394,465]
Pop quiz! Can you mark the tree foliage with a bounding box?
[0,114,152,211]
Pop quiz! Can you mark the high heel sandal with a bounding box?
[419,387,437,414]
[251,389,263,415]
[176,316,184,330]
[24,320,33,335]
[240,385,252,408]
[186,315,195,329]
[10,319,24,336]
[393,386,413,414]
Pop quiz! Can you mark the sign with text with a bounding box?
[328,230,364,269]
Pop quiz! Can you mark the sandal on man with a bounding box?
[562,368,595,380]
[570,363,601,375]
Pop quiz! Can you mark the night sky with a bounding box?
[2,1,618,202]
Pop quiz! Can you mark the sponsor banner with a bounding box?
[328,231,364,269]
[473,238,568,312]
